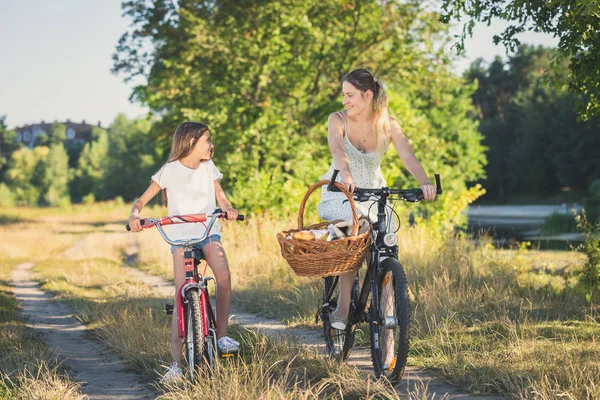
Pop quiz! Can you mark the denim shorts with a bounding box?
[170,234,221,253]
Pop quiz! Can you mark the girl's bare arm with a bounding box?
[128,181,162,231]
[214,179,238,220]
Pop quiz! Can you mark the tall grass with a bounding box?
[0,259,82,399]
[4,202,598,398]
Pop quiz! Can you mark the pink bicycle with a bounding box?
[126,209,244,380]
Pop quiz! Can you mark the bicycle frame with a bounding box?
[324,170,442,328]
[344,194,399,328]
[126,210,243,348]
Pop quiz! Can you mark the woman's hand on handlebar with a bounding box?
[420,181,437,201]
[341,172,356,193]
[128,214,144,232]
[222,206,239,221]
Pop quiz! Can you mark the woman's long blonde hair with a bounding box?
[342,69,390,148]
[158,121,211,206]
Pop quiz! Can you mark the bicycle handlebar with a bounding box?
[326,169,442,202]
[125,209,245,246]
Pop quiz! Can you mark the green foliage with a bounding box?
[440,0,600,119]
[35,123,67,147]
[464,45,600,202]
[41,144,71,207]
[101,114,160,201]
[5,144,71,207]
[575,211,600,292]
[583,180,600,223]
[0,116,21,182]
[5,147,47,205]
[114,0,486,216]
[0,183,15,207]
[70,129,109,201]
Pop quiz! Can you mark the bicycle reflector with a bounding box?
[383,233,398,247]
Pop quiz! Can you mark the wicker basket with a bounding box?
[276,180,372,277]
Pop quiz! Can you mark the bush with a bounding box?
[0,184,15,207]
[575,211,600,293]
[82,193,95,205]
[583,180,600,223]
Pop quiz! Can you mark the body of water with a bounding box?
[466,204,583,249]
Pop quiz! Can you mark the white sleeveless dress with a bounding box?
[317,111,395,230]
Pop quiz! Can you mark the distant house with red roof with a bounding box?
[14,120,102,148]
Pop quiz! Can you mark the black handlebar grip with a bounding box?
[126,219,145,231]
[236,215,245,221]
[327,170,341,192]
[434,174,443,194]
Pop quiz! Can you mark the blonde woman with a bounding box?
[128,122,239,382]
[318,69,437,331]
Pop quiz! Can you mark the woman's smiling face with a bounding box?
[342,81,371,116]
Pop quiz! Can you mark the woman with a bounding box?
[317,68,436,330]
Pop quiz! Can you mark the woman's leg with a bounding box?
[171,248,186,364]
[331,270,356,320]
[201,240,231,339]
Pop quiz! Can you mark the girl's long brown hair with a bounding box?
[158,121,211,206]
[342,69,390,148]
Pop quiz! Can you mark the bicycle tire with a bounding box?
[322,276,356,361]
[184,289,204,381]
[203,288,217,368]
[369,257,410,384]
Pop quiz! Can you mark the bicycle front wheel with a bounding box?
[370,257,410,384]
[184,289,204,381]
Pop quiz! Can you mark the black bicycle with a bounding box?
[318,170,442,384]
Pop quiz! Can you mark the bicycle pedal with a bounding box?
[219,350,238,359]
[165,303,174,315]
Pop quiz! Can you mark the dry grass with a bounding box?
[2,203,598,399]
[0,259,82,399]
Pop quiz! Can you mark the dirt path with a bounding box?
[121,264,503,399]
[11,263,156,400]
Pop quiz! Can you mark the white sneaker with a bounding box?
[217,336,240,353]
[160,362,183,383]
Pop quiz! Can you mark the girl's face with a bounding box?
[342,81,372,117]
[192,133,214,160]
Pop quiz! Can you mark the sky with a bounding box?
[0,1,559,130]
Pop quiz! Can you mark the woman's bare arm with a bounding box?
[389,118,436,200]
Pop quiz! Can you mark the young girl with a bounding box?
[128,121,240,382]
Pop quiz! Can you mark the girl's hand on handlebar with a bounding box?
[420,181,437,201]
[128,214,143,232]
[222,206,239,221]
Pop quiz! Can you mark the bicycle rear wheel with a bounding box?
[370,257,410,384]
[184,289,204,381]
[322,276,356,361]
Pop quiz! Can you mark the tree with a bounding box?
[114,0,487,215]
[5,147,48,205]
[71,129,109,201]
[440,0,600,120]
[0,115,20,182]
[41,144,71,206]
[102,114,160,201]
[463,45,600,201]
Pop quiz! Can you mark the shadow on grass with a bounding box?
[0,214,29,226]
[232,278,322,325]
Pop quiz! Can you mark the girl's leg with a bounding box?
[201,240,231,339]
[171,248,186,364]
